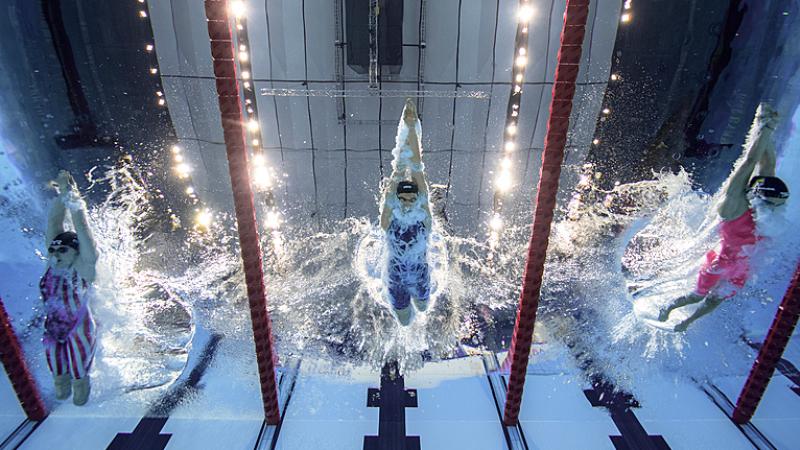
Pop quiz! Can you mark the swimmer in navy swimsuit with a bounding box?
[657,103,789,331]
[380,99,434,326]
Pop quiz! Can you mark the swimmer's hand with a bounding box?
[403,98,418,124]
[54,170,76,195]
[756,103,778,129]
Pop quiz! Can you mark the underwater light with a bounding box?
[230,1,246,19]
[495,172,513,192]
[515,55,528,68]
[175,163,192,178]
[490,214,504,231]
[265,210,281,229]
[253,165,272,190]
[195,209,213,231]
[247,119,259,132]
[517,5,534,23]
[621,13,632,23]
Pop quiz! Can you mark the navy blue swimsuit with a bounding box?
[386,218,431,309]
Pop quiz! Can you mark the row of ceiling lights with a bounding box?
[230,1,283,231]
[487,1,632,238]
[142,0,283,233]
[147,0,632,236]
[138,0,212,232]
[488,1,535,238]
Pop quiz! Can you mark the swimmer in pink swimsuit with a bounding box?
[42,170,99,405]
[657,104,789,331]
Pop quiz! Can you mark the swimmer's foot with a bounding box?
[54,374,71,400]
[72,376,91,406]
[394,306,412,326]
[412,297,429,312]
[673,321,690,333]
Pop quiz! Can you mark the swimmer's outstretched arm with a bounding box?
[380,169,402,231]
[59,171,99,278]
[46,190,67,245]
[756,136,777,177]
[403,100,433,228]
[718,103,778,220]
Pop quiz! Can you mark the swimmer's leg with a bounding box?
[388,269,412,326]
[657,292,705,321]
[46,341,72,400]
[411,263,431,312]
[673,295,723,332]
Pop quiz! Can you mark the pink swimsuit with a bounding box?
[695,209,757,298]
[40,267,96,379]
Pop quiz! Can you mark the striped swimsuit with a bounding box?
[40,267,96,379]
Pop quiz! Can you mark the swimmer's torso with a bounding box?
[718,208,757,258]
[40,267,93,342]
[385,197,429,264]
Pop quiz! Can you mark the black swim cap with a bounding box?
[51,231,79,251]
[396,181,419,195]
[749,176,789,200]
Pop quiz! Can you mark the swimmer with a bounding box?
[41,170,99,405]
[657,103,789,331]
[380,99,433,326]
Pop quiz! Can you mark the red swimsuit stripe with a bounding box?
[41,268,96,379]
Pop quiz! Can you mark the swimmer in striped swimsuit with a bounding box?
[380,99,433,326]
[42,170,99,405]
[657,104,789,331]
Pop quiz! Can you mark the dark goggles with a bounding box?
[752,187,789,199]
[48,246,71,254]
[398,195,417,203]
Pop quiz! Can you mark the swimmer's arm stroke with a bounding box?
[70,194,99,278]
[403,99,433,229]
[381,168,403,231]
[718,105,778,220]
[62,171,99,281]
[46,195,67,246]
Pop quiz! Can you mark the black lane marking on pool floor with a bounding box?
[743,338,800,398]
[698,381,777,450]
[364,361,421,450]
[583,380,670,450]
[107,333,223,450]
